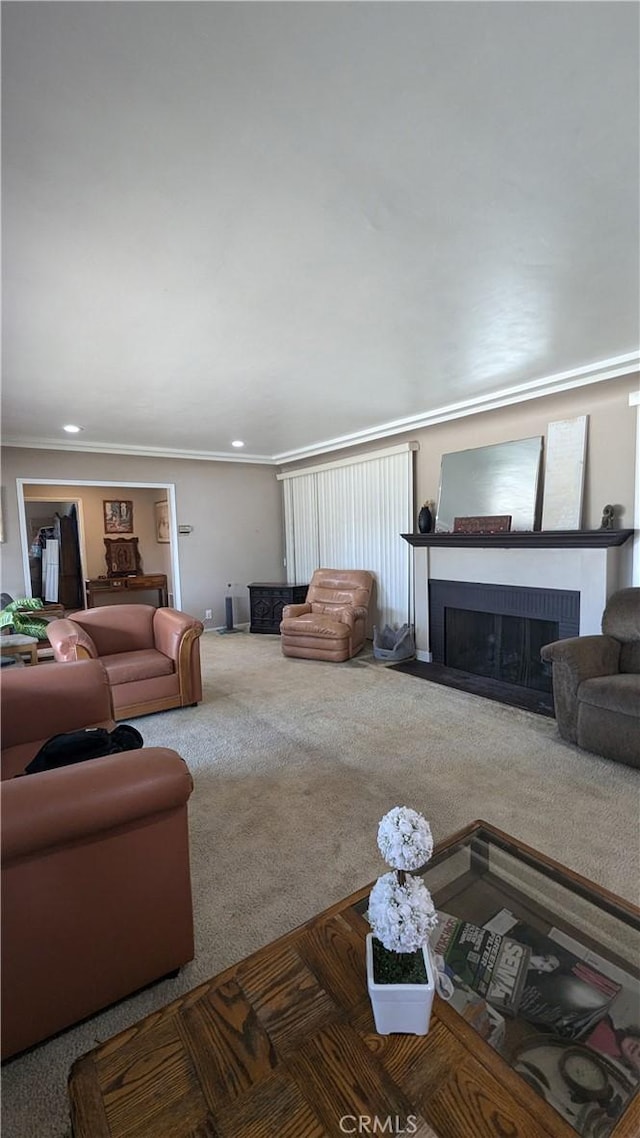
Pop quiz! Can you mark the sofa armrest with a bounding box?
[332,606,357,629]
[46,619,98,663]
[541,634,621,742]
[351,606,369,621]
[0,659,114,753]
[2,748,193,863]
[153,608,204,661]
[540,635,621,680]
[320,604,367,629]
[282,603,311,619]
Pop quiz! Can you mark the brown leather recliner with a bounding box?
[1,660,195,1059]
[541,587,640,768]
[280,568,374,661]
[46,604,204,720]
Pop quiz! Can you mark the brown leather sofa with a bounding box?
[2,658,115,780]
[46,604,204,719]
[1,660,195,1059]
[541,587,640,768]
[280,568,374,661]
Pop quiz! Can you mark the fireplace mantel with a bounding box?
[407,529,634,658]
[402,529,633,549]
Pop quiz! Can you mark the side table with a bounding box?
[248,582,309,634]
[0,634,39,666]
[85,575,169,608]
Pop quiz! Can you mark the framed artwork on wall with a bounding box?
[104,537,142,577]
[155,500,170,543]
[103,500,134,534]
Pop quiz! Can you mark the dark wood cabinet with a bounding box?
[248,582,308,634]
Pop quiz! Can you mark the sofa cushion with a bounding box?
[2,717,116,782]
[101,649,175,686]
[578,673,640,718]
[71,605,156,656]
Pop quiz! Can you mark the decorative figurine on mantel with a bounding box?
[417,500,434,534]
[600,504,616,531]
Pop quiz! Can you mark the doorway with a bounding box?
[16,480,182,610]
[24,498,85,610]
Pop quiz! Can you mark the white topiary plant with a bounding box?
[368,807,438,972]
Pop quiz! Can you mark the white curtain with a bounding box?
[278,443,415,633]
[42,539,60,602]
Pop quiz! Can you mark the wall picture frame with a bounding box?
[104,537,142,577]
[155,500,170,543]
[103,499,134,534]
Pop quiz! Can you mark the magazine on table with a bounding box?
[483,909,634,1052]
[549,926,640,1092]
[429,911,530,1016]
[447,975,506,1051]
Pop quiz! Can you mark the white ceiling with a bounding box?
[2,2,639,464]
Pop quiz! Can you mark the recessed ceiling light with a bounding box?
[231,440,245,448]
[63,424,82,433]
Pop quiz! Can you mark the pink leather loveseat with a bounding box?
[46,604,203,720]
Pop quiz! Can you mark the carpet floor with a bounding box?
[2,632,639,1137]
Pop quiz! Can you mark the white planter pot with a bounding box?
[366,933,435,1035]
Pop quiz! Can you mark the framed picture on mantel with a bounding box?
[453,515,512,535]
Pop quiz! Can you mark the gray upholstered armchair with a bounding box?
[540,587,640,768]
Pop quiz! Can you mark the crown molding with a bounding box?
[272,351,640,464]
[0,438,274,464]
[276,441,417,480]
[3,352,638,467]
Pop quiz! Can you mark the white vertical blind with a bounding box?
[283,472,319,585]
[278,444,415,633]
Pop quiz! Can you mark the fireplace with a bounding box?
[444,608,558,692]
[399,528,631,714]
[428,580,580,713]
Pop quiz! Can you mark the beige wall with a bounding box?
[2,375,637,620]
[1,451,284,626]
[279,374,639,533]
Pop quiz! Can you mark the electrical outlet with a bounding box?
[205,609,212,620]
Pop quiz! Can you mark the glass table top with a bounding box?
[359,822,640,1138]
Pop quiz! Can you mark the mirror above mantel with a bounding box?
[435,436,543,533]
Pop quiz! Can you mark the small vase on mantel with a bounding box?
[417,501,434,534]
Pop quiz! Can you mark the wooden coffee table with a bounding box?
[68,822,640,1138]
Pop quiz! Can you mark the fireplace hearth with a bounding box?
[395,580,581,715]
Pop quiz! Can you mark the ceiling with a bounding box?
[2,2,639,464]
